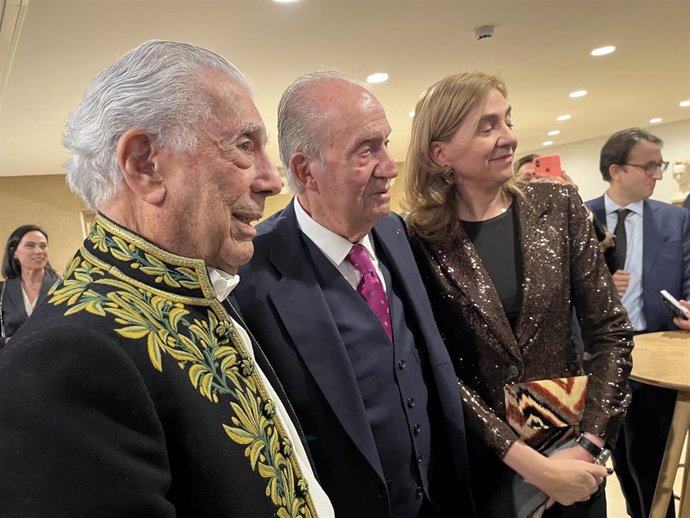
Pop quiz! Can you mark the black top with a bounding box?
[461,205,522,325]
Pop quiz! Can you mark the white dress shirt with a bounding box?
[21,287,38,316]
[293,197,388,292]
[208,267,335,517]
[604,193,646,331]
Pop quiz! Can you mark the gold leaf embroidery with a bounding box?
[49,220,317,518]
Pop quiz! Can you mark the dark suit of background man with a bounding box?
[0,40,335,517]
[234,71,475,518]
[586,127,690,518]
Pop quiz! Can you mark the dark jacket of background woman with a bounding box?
[408,182,633,458]
[0,271,57,346]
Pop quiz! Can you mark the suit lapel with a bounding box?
[371,217,427,327]
[512,193,554,350]
[38,273,56,302]
[430,215,521,362]
[265,204,384,477]
[5,278,27,319]
[642,200,662,296]
[589,196,606,227]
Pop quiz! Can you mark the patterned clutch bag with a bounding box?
[504,375,589,452]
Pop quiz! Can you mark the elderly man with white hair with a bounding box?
[0,40,334,518]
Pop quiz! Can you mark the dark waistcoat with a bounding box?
[308,240,433,518]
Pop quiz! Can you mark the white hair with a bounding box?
[63,39,251,210]
[277,70,366,193]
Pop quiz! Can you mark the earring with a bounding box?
[441,165,455,186]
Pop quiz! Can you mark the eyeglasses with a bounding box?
[622,161,669,176]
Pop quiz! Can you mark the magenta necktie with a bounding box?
[346,244,392,342]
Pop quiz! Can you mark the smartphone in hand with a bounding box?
[660,290,690,320]
[532,155,563,177]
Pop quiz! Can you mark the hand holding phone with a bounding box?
[532,155,564,178]
[660,290,690,320]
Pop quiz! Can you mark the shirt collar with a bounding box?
[293,197,377,266]
[207,267,240,301]
[604,192,644,217]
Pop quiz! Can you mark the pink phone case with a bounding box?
[532,155,563,177]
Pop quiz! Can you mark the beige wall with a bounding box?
[0,175,87,276]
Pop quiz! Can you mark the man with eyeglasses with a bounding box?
[587,127,690,518]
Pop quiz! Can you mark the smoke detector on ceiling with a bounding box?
[475,25,495,40]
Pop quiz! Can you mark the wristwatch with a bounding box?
[576,434,611,465]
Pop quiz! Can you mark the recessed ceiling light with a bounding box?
[547,130,561,136]
[569,90,587,98]
[272,0,301,3]
[556,114,572,121]
[542,140,554,147]
[679,100,690,108]
[366,72,389,84]
[649,117,663,124]
[408,110,415,118]
[591,46,616,56]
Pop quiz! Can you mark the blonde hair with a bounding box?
[403,70,520,241]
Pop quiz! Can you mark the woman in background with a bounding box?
[404,71,633,517]
[1,225,58,346]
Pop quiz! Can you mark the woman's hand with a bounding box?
[537,456,607,507]
[503,440,610,507]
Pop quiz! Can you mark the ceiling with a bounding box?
[1,0,689,178]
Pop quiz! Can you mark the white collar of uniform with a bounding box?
[293,197,377,267]
[604,192,644,218]
[207,267,240,301]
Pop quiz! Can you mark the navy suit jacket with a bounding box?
[235,202,474,518]
[586,196,690,331]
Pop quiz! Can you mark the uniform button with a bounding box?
[415,486,423,499]
[398,360,407,370]
[507,365,520,378]
[413,423,421,435]
[377,484,386,499]
[417,454,423,463]
[407,397,415,408]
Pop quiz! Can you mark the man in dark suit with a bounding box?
[233,71,474,518]
[586,127,690,518]
[0,40,334,517]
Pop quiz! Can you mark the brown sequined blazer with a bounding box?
[408,182,634,458]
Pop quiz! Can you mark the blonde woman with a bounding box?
[404,71,633,518]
